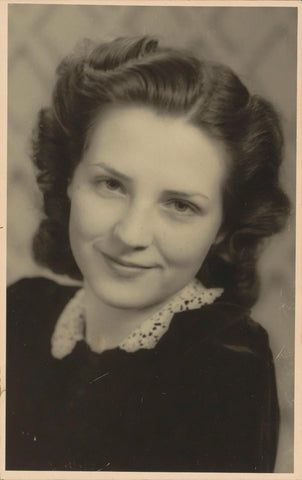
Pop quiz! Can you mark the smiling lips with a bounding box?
[100,251,157,276]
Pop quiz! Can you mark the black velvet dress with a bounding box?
[6,277,279,472]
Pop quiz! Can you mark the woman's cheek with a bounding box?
[70,190,124,239]
[160,219,218,268]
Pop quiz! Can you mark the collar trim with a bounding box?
[51,279,223,359]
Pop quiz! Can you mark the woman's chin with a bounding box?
[86,279,170,312]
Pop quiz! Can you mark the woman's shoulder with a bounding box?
[169,296,272,363]
[7,276,79,334]
[7,275,78,303]
[158,299,277,425]
[210,298,271,355]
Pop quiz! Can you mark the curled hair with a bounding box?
[32,36,290,306]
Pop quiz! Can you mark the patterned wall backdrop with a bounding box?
[7,5,296,472]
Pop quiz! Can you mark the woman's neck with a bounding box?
[83,283,171,353]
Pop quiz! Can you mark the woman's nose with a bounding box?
[112,205,153,249]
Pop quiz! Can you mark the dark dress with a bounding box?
[6,277,279,472]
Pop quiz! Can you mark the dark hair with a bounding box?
[32,36,290,307]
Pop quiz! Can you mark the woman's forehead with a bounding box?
[85,106,228,163]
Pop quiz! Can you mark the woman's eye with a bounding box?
[173,201,191,212]
[93,177,125,195]
[167,200,197,215]
[103,178,123,191]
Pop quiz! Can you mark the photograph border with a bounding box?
[1,1,301,479]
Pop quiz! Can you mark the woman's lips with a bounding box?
[100,251,158,277]
[104,252,154,268]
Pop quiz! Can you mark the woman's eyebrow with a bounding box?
[165,189,209,201]
[88,162,131,182]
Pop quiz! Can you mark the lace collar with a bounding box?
[51,279,223,359]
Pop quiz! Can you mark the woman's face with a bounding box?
[68,106,228,310]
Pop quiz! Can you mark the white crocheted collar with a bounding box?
[51,279,223,359]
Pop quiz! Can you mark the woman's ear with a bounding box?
[212,229,232,262]
[213,230,226,246]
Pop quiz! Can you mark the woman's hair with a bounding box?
[32,36,290,307]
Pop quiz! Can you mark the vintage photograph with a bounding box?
[3,2,298,477]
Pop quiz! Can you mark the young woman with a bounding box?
[6,36,290,472]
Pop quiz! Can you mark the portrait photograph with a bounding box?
[0,1,301,479]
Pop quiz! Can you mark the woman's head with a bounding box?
[32,36,290,306]
[67,105,227,310]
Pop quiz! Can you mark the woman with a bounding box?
[6,36,290,472]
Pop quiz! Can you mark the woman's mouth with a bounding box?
[100,251,157,277]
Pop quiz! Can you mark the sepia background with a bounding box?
[7,4,296,473]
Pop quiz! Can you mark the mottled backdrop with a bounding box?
[7,4,296,472]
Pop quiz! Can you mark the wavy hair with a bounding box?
[32,36,290,306]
